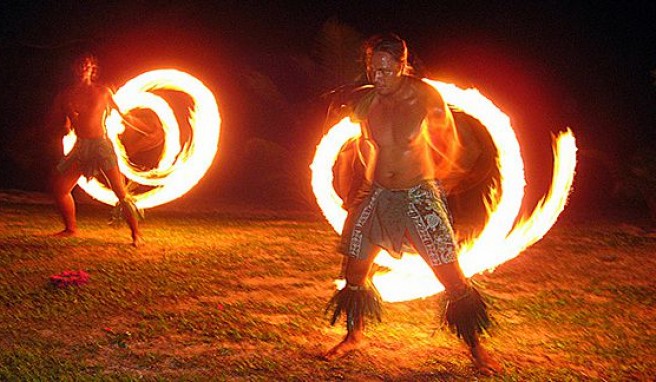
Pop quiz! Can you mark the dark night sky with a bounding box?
[1,1,655,219]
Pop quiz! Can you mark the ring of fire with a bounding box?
[62,69,221,209]
[311,79,577,302]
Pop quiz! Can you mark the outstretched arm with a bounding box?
[105,89,149,136]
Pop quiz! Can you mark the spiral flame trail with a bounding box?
[310,80,577,302]
[63,69,221,209]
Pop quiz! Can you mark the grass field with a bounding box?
[1,195,655,381]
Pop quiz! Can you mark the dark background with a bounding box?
[1,1,655,222]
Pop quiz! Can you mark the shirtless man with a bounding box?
[50,54,143,247]
[324,34,501,375]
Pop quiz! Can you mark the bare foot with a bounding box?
[470,343,502,376]
[132,234,145,248]
[322,336,365,360]
[53,229,77,237]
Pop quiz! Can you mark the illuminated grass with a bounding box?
[0,202,655,380]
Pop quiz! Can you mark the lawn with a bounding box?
[1,195,655,381]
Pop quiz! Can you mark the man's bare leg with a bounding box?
[53,191,77,236]
[323,255,375,360]
[124,210,143,248]
[52,169,81,236]
[323,317,365,360]
[105,167,143,247]
[429,261,501,375]
[125,212,144,248]
[469,337,502,376]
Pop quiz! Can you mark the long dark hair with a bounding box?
[361,33,429,78]
[322,33,429,124]
[362,33,408,67]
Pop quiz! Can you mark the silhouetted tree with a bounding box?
[312,18,364,93]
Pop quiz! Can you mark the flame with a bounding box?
[63,69,221,209]
[311,80,577,302]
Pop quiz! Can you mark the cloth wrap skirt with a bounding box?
[57,137,118,180]
[339,180,457,266]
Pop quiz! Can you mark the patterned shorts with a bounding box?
[339,180,457,266]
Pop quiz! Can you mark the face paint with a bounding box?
[366,51,404,95]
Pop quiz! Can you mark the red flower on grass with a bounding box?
[49,270,90,288]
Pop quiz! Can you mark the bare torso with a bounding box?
[363,79,438,189]
[59,83,112,139]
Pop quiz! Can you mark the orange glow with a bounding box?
[311,79,577,302]
[63,69,221,209]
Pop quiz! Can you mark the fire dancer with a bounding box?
[324,34,500,375]
[49,54,144,247]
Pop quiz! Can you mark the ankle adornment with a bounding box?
[110,196,144,225]
[443,284,491,347]
[326,281,383,331]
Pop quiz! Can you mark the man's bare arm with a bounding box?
[423,84,458,152]
[105,88,149,136]
[419,81,477,185]
[46,91,71,136]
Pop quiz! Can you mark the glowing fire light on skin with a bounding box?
[310,79,577,303]
[63,69,221,209]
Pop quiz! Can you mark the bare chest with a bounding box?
[366,99,426,147]
[64,86,106,116]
